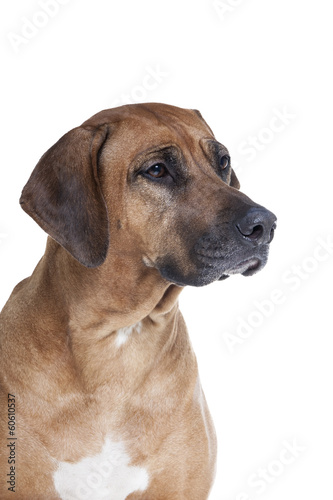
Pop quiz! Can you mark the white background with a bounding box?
[1,1,332,498]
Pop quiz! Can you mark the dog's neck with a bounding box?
[24,237,185,391]
[39,238,182,321]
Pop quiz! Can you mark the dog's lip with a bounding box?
[195,246,266,280]
[239,258,261,275]
[218,258,261,280]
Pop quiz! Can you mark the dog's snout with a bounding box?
[236,207,277,245]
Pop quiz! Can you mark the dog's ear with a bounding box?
[20,124,110,268]
[230,169,240,189]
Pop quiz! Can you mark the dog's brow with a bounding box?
[200,139,229,158]
[132,145,183,167]
[140,144,179,157]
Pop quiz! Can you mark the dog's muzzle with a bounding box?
[195,206,277,282]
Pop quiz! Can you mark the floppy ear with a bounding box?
[20,124,110,268]
[230,168,240,189]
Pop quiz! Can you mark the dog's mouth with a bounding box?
[195,242,269,282]
[156,251,268,287]
[155,236,272,287]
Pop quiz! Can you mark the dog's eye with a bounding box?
[220,155,230,170]
[146,163,168,178]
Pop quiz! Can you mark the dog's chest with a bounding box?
[53,437,149,499]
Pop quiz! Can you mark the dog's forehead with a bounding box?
[82,103,214,140]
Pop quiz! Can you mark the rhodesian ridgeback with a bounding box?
[0,103,276,499]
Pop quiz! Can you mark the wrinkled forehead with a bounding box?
[83,103,215,153]
[82,104,218,178]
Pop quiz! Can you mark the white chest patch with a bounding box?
[116,321,142,347]
[53,437,149,500]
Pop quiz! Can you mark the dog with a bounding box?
[0,103,276,499]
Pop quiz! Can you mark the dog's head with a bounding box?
[20,103,276,287]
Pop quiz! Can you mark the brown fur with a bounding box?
[0,103,276,499]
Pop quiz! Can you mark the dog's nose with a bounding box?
[235,207,276,245]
